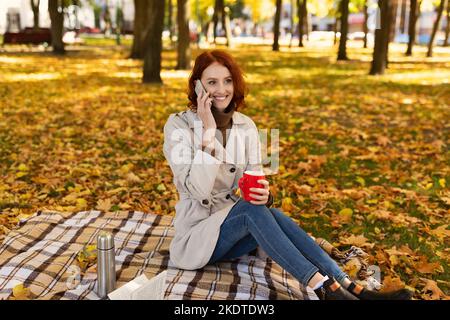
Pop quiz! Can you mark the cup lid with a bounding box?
[97,231,115,250]
[244,170,265,176]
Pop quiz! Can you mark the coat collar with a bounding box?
[180,109,247,165]
[183,109,247,129]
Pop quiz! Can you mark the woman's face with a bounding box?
[200,62,234,112]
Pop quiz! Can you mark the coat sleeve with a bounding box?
[163,114,222,204]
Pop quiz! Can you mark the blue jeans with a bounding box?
[208,199,349,287]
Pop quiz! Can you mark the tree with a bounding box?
[167,0,175,43]
[176,0,191,69]
[406,0,421,56]
[130,0,146,59]
[48,0,65,54]
[115,4,124,45]
[444,0,450,46]
[427,0,446,57]
[88,0,102,28]
[370,0,391,75]
[31,0,40,30]
[363,0,369,48]
[384,0,396,67]
[142,0,165,83]
[337,0,350,60]
[297,0,307,47]
[273,0,282,51]
[213,0,225,42]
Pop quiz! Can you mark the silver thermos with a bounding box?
[97,231,116,299]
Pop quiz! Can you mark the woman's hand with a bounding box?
[196,82,216,131]
[249,179,270,205]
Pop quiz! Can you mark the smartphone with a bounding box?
[195,79,208,98]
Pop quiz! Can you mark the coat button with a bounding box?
[226,194,231,200]
[202,199,209,205]
[230,167,236,173]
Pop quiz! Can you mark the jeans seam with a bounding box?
[271,208,348,282]
[247,217,319,286]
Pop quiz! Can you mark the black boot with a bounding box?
[347,282,413,300]
[314,278,359,300]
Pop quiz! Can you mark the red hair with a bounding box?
[187,50,247,111]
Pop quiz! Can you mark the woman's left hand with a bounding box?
[249,180,270,205]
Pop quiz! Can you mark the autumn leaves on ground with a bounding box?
[0,42,449,299]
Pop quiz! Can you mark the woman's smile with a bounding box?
[201,62,234,111]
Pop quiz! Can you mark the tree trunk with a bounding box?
[337,0,349,60]
[31,0,40,30]
[444,0,450,46]
[224,7,232,47]
[400,0,407,34]
[142,0,165,84]
[389,0,399,42]
[370,0,390,75]
[176,0,191,69]
[289,0,295,47]
[406,0,419,56]
[48,0,65,55]
[427,0,446,57]
[363,0,369,48]
[297,0,306,47]
[168,0,174,42]
[273,0,282,51]
[213,0,225,43]
[334,18,339,45]
[305,5,310,40]
[385,0,395,67]
[130,0,146,59]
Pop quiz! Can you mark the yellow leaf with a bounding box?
[126,172,142,183]
[18,163,29,171]
[119,202,131,210]
[75,198,87,209]
[338,208,353,221]
[439,179,446,188]
[282,197,294,212]
[156,183,166,191]
[429,225,450,242]
[12,283,31,300]
[16,171,28,178]
[96,198,112,212]
[340,234,374,249]
[356,176,365,187]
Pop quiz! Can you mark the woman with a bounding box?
[163,50,412,300]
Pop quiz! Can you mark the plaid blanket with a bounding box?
[0,210,317,300]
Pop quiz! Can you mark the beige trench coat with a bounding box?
[163,109,262,270]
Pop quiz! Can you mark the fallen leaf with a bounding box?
[421,278,448,300]
[429,225,450,242]
[381,276,405,292]
[338,208,353,222]
[340,234,374,249]
[414,259,443,274]
[11,283,31,300]
[96,198,112,212]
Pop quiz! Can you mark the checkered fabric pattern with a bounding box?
[0,210,317,300]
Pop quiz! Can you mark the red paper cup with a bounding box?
[238,170,266,202]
